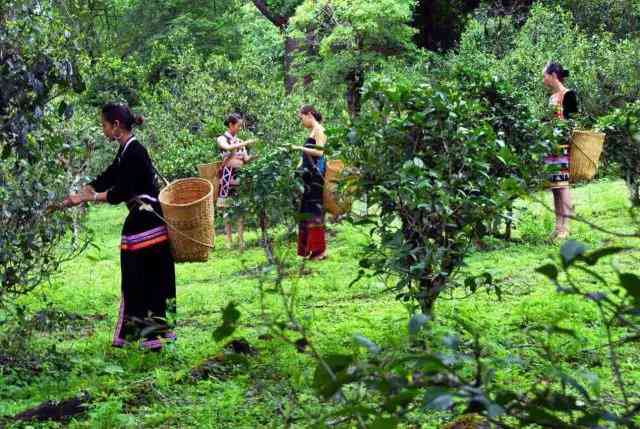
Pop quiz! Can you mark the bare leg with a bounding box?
[552,188,563,234]
[551,187,571,239]
[225,216,233,248]
[237,218,244,252]
[558,187,573,235]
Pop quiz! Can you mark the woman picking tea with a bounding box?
[62,103,176,350]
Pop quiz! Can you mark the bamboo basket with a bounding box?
[197,161,223,204]
[323,160,354,217]
[570,130,606,183]
[159,178,214,263]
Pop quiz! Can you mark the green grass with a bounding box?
[2,179,640,428]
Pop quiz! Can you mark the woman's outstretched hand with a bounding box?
[62,194,84,208]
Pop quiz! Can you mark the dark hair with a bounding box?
[300,105,323,123]
[102,103,144,130]
[545,62,570,82]
[224,113,243,127]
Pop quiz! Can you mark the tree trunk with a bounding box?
[627,175,640,207]
[284,34,299,95]
[251,1,302,94]
[504,200,514,240]
[418,276,446,315]
[259,210,276,265]
[346,66,364,119]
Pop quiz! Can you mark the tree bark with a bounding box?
[284,35,299,94]
[259,210,276,265]
[252,0,288,27]
[418,277,446,315]
[345,66,364,119]
[626,176,640,207]
[252,0,300,94]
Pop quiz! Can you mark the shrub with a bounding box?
[598,101,640,205]
[1,1,88,305]
[342,70,553,313]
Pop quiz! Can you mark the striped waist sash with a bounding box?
[121,226,169,251]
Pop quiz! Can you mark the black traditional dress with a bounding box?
[90,136,176,350]
[297,137,327,257]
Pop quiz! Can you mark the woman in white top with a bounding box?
[217,113,255,251]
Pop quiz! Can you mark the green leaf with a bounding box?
[57,100,68,118]
[408,313,430,336]
[353,334,381,354]
[415,355,448,372]
[424,388,454,410]
[536,264,559,281]
[487,403,505,418]
[313,354,354,399]
[619,273,640,303]
[560,240,587,267]
[370,417,399,429]
[383,391,419,412]
[104,364,125,375]
[213,302,241,342]
[583,247,627,265]
[524,407,572,427]
[548,325,577,339]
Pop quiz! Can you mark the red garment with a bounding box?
[297,222,326,258]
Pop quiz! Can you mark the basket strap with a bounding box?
[136,197,215,249]
[153,165,171,188]
[571,143,597,169]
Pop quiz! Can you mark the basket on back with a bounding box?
[197,161,223,204]
[323,160,354,217]
[159,178,214,263]
[570,130,606,182]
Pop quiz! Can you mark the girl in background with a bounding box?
[217,113,255,251]
[543,62,579,240]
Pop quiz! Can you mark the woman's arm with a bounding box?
[62,186,107,207]
[290,145,324,157]
[218,136,255,151]
[302,147,324,157]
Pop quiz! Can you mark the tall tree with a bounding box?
[251,0,304,93]
[412,0,534,51]
[292,0,416,117]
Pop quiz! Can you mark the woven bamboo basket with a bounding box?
[197,161,223,204]
[323,160,354,217]
[570,130,606,183]
[159,178,214,263]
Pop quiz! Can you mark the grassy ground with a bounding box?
[1,179,640,428]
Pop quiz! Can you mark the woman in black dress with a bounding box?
[292,105,327,260]
[543,62,579,240]
[62,103,176,350]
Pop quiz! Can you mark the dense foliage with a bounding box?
[0,0,88,304]
[343,69,555,313]
[598,101,640,205]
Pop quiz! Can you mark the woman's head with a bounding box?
[543,62,570,88]
[224,113,244,135]
[299,105,323,129]
[101,103,144,140]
